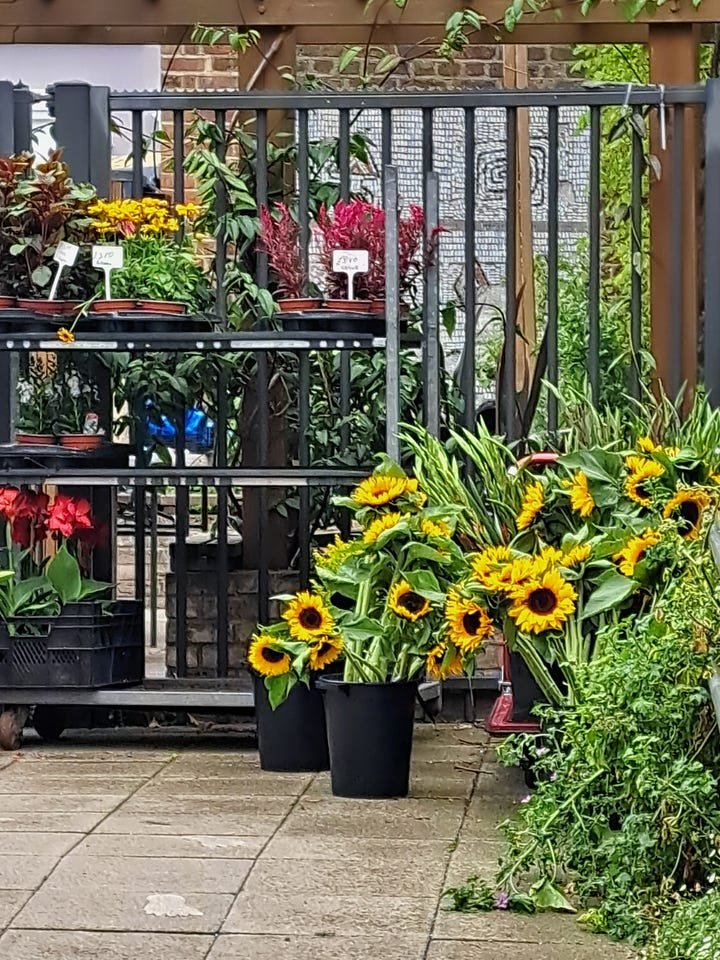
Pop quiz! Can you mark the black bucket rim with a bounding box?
[317,674,419,691]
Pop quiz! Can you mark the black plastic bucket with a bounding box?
[253,674,329,773]
[317,676,417,798]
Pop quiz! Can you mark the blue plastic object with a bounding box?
[145,403,215,453]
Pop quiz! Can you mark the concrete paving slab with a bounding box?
[459,799,522,840]
[119,794,295,817]
[207,933,428,960]
[0,794,127,814]
[427,939,637,959]
[306,771,476,801]
[12,755,173,770]
[94,811,282,837]
[444,840,507,887]
[411,744,484,764]
[0,812,108,833]
[261,835,454,863]
[0,776,149,795]
[0,930,214,960]
[146,773,312,797]
[74,833,267,859]
[222,892,437,937]
[0,890,34,928]
[51,854,252,894]
[246,856,447,898]
[278,798,465,841]
[0,855,62,890]
[15,886,235,933]
[473,766,532,801]
[0,833,82,858]
[433,908,609,943]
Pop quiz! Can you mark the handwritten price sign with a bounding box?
[47,241,80,301]
[332,249,369,300]
[92,245,124,300]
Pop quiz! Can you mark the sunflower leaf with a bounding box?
[582,572,636,620]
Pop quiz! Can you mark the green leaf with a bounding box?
[582,572,636,620]
[338,46,362,74]
[530,878,576,913]
[31,264,52,288]
[78,579,110,600]
[46,544,82,604]
[267,672,297,710]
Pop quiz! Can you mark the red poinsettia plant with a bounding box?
[0,486,109,620]
[315,199,425,301]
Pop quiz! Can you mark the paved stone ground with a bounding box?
[0,723,637,959]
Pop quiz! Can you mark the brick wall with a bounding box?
[161,43,239,90]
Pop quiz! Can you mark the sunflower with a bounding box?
[248,635,291,677]
[711,473,720,485]
[421,518,451,538]
[364,512,403,544]
[508,569,577,634]
[352,474,413,507]
[516,481,544,531]
[613,529,662,577]
[625,458,665,507]
[308,635,344,671]
[564,471,594,518]
[283,591,335,641]
[638,436,660,454]
[426,642,465,681]
[471,545,512,583]
[445,590,493,653]
[482,555,538,595]
[663,488,710,539]
[387,580,431,621]
[561,543,592,567]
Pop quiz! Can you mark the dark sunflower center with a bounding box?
[262,647,285,663]
[315,642,332,657]
[528,588,558,616]
[299,608,323,629]
[462,611,482,635]
[676,500,700,531]
[400,591,426,613]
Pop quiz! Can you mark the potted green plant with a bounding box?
[0,151,96,317]
[15,354,60,445]
[258,203,321,313]
[53,360,104,450]
[87,197,213,316]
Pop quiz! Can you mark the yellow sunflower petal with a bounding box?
[516,481,544,531]
[308,636,344,671]
[445,589,494,653]
[248,635,291,677]
[613,529,661,577]
[421,518,451,538]
[352,474,415,507]
[388,580,431,621]
[426,642,465,681]
[363,512,403,544]
[662,488,710,539]
[508,569,577,635]
[282,591,335,641]
[566,471,594,518]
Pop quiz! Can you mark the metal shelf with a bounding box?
[0,465,369,487]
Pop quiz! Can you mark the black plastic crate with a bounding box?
[0,600,144,689]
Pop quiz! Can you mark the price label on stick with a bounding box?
[92,245,125,300]
[47,241,80,301]
[332,249,369,300]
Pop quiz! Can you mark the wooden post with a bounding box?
[502,46,536,408]
[648,24,700,400]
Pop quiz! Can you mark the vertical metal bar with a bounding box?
[669,105,685,400]
[704,81,720,403]
[298,353,311,588]
[588,105,601,405]
[338,351,351,540]
[0,82,15,154]
[173,110,185,203]
[502,107,518,441]
[297,109,310,295]
[201,487,209,531]
[547,107,559,433]
[174,378,189,678]
[216,365,229,678]
[381,109,393,191]
[338,109,351,201]
[132,388,147,612]
[424,171,441,437]
[256,110,269,298]
[257,349,270,624]
[51,83,111,195]
[214,110,228,327]
[385,166,401,462]
[422,107,434,205]
[149,489,158,648]
[462,107,477,431]
[13,84,33,153]
[629,107,643,401]
[131,111,144,198]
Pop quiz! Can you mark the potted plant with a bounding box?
[53,360,104,450]
[0,485,142,690]
[87,197,213,316]
[15,354,60,445]
[0,151,97,315]
[247,592,342,772]
[315,199,425,316]
[258,203,322,312]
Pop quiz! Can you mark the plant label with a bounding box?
[92,245,125,300]
[332,249,369,300]
[54,241,80,267]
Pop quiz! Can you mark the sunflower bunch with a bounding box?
[249,591,343,708]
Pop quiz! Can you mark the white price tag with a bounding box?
[54,241,79,267]
[332,249,369,274]
[92,245,124,270]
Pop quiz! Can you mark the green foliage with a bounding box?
[109,235,214,314]
[495,552,720,944]
[647,890,720,960]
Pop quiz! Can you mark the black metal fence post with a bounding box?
[50,82,111,197]
[704,79,720,403]
[384,165,401,462]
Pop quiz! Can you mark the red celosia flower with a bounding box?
[48,495,94,539]
[0,487,19,521]
[258,203,305,299]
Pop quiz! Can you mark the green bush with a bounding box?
[647,890,720,960]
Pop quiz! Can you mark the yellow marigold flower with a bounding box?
[638,436,660,454]
[565,471,594,518]
[282,591,334,641]
[421,518,451,538]
[308,636,343,671]
[516,481,544,530]
[625,458,665,508]
[561,543,592,567]
[176,201,201,219]
[248,635,290,677]
[445,589,493,654]
[387,580,431,621]
[364,512,403,544]
[352,474,413,507]
[613,529,662,577]
[508,569,577,635]
[426,642,465,681]
[57,327,75,344]
[663,488,710,539]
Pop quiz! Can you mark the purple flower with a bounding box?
[495,892,510,910]
[520,795,531,804]
[536,747,549,757]
[550,772,558,782]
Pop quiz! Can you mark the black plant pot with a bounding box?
[253,674,329,773]
[317,675,417,798]
[509,651,544,722]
